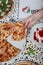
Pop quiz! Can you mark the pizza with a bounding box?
[12,22,27,40]
[0,22,27,62]
[15,61,38,65]
[0,22,20,62]
[1,22,15,40]
[0,40,20,62]
[1,22,15,31]
[0,0,14,19]
[0,29,11,41]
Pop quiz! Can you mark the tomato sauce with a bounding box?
[34,28,43,43]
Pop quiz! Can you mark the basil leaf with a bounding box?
[2,6,7,12]
[24,51,31,55]
[8,0,13,5]
[0,13,1,16]
[2,0,6,5]
[24,53,28,55]
[28,47,35,55]
[0,6,3,10]
[27,51,31,55]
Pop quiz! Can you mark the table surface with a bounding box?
[0,0,43,65]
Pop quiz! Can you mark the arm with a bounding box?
[34,9,43,21]
[22,9,43,28]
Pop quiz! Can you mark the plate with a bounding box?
[6,34,26,50]
[29,22,43,48]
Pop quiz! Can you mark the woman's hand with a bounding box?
[22,15,37,28]
[22,9,43,28]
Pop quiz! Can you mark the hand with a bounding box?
[22,15,37,28]
[22,9,43,28]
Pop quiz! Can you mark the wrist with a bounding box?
[34,9,43,21]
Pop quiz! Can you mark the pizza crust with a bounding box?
[15,61,38,65]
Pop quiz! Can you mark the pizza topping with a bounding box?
[0,0,14,18]
[34,28,43,43]
[12,22,27,40]
[2,22,15,31]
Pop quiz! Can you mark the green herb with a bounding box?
[8,0,13,5]
[0,13,1,16]
[24,53,28,55]
[0,0,13,17]
[24,47,35,55]
[2,0,7,5]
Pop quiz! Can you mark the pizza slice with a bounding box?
[0,40,20,62]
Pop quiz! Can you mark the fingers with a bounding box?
[25,17,33,28]
[22,16,29,24]
[25,19,30,27]
[22,18,26,24]
[27,22,32,28]
[28,20,36,28]
[22,19,31,28]
[22,15,37,29]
